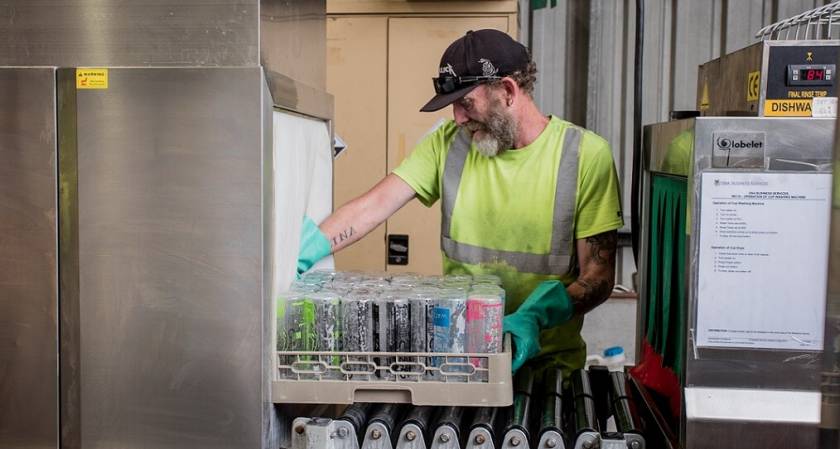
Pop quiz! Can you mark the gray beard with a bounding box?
[465,102,517,158]
[473,132,504,157]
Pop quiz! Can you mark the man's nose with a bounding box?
[452,102,469,126]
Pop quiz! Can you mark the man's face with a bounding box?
[453,85,517,157]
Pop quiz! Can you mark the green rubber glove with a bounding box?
[502,280,575,373]
[297,216,331,276]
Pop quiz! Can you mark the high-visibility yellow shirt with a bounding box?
[392,116,624,373]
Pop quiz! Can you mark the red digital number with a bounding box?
[807,69,816,80]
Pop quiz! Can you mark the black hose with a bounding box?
[631,0,645,264]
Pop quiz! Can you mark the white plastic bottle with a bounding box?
[602,346,626,372]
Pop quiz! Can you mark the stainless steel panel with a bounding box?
[266,70,334,121]
[0,1,259,67]
[685,419,818,449]
[692,117,835,172]
[824,108,840,433]
[645,119,695,176]
[260,72,284,449]
[637,118,694,361]
[59,67,267,449]
[686,117,834,391]
[261,0,327,91]
[0,67,58,449]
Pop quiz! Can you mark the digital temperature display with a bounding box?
[788,64,835,86]
[800,68,826,80]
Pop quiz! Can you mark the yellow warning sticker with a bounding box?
[764,99,812,116]
[746,71,760,101]
[76,68,108,89]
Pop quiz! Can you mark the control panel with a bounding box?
[764,43,840,117]
[787,64,835,86]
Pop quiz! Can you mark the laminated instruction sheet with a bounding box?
[696,172,832,351]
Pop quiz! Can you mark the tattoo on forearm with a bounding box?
[574,277,612,310]
[585,232,618,265]
[331,227,355,248]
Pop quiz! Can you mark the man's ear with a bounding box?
[501,77,519,103]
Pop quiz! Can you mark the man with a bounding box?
[297,29,623,376]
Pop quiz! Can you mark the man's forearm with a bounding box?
[565,275,613,315]
[319,198,379,253]
[565,231,618,315]
[318,174,417,253]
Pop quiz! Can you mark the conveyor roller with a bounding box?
[501,367,534,449]
[465,407,500,449]
[430,406,466,449]
[570,369,599,449]
[396,406,435,449]
[536,369,566,449]
[362,403,405,449]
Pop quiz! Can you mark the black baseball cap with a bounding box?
[420,29,530,112]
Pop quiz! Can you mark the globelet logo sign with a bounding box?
[712,131,766,168]
[714,134,764,151]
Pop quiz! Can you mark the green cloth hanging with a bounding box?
[646,174,688,378]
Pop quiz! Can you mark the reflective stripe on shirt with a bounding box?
[440,124,582,276]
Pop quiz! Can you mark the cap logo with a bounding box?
[479,58,498,76]
[439,63,457,77]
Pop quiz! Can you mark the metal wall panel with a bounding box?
[672,0,724,111]
[261,0,327,90]
[0,1,259,67]
[58,67,266,449]
[532,2,569,124]
[724,1,774,53]
[0,67,58,449]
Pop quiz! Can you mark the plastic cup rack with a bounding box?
[272,335,512,406]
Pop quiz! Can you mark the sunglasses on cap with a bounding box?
[432,75,503,95]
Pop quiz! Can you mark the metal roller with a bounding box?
[340,403,375,437]
[570,370,599,449]
[607,372,645,449]
[608,371,639,434]
[570,370,598,433]
[430,406,466,449]
[537,369,566,449]
[465,407,500,449]
[501,367,535,449]
[396,406,435,449]
[370,403,403,436]
[362,404,404,449]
